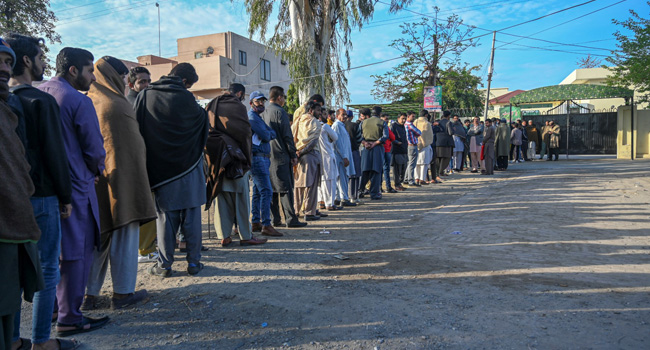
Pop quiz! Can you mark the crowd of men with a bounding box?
[0,33,564,350]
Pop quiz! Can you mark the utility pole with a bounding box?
[483,31,496,121]
[156,3,161,56]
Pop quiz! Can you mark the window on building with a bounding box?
[195,51,203,59]
[260,59,271,81]
[239,50,247,66]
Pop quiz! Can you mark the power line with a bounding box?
[252,1,614,87]
[57,0,166,25]
[55,0,107,13]
[495,0,596,31]
[494,40,611,57]
[365,0,530,29]
[374,0,615,53]
[495,0,626,49]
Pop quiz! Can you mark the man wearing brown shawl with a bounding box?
[292,101,323,221]
[84,57,156,310]
[205,83,267,246]
[0,39,44,350]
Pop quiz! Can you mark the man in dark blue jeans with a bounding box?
[6,33,79,350]
[249,91,283,237]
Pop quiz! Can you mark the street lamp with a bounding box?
[156,3,161,56]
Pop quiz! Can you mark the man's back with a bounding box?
[39,76,105,190]
[11,85,71,203]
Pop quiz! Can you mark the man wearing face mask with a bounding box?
[248,91,283,237]
[135,63,209,277]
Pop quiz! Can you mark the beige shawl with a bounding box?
[88,58,157,235]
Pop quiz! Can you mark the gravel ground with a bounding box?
[16,157,650,349]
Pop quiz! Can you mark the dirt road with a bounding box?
[17,157,650,349]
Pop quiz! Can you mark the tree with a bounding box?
[371,7,478,103]
[243,0,412,105]
[439,65,483,109]
[577,54,602,68]
[393,65,484,116]
[0,0,60,73]
[606,2,650,102]
[284,83,300,117]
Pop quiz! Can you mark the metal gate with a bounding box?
[525,112,617,154]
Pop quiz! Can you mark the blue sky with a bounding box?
[49,0,645,105]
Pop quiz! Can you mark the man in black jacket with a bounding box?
[435,110,454,178]
[7,33,77,350]
[263,86,307,228]
[390,113,408,191]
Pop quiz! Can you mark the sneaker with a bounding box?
[149,264,171,278]
[187,263,204,276]
[138,251,158,263]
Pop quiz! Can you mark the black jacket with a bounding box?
[435,118,455,147]
[10,85,72,204]
[390,122,407,155]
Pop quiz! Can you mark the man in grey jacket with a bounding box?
[262,86,307,228]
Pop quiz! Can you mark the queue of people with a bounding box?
[0,33,563,350]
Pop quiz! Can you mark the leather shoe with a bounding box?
[286,221,308,228]
[305,215,320,221]
[315,210,328,217]
[261,225,283,237]
[111,290,148,310]
[341,200,357,207]
[388,188,398,193]
[334,200,341,206]
[326,206,342,210]
[251,222,262,232]
[221,237,232,247]
[240,236,268,246]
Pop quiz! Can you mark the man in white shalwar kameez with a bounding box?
[414,110,434,184]
[317,112,340,210]
[332,109,356,206]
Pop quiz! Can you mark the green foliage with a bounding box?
[371,7,478,103]
[285,83,300,116]
[242,0,412,105]
[440,65,484,110]
[606,2,650,102]
[0,0,60,74]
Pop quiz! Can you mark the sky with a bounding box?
[47,0,646,105]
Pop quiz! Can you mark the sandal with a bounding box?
[56,338,81,350]
[16,338,31,350]
[56,316,109,337]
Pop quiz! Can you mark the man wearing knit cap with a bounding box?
[39,47,110,337]
[6,33,78,350]
[0,36,46,350]
[83,56,156,311]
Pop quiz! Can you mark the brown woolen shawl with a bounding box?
[88,58,157,235]
[0,100,40,243]
[204,93,252,209]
